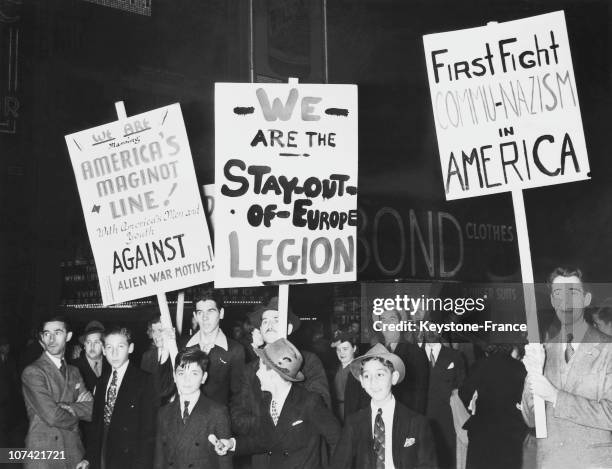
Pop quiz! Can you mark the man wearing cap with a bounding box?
[74,321,109,395]
[331,343,437,469]
[231,296,331,437]
[214,338,341,469]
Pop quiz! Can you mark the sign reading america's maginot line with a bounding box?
[65,103,214,305]
[215,82,358,288]
[423,11,590,200]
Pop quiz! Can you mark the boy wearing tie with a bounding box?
[85,326,157,469]
[154,348,232,469]
[331,343,437,469]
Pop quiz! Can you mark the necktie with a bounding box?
[429,349,436,368]
[182,401,190,424]
[565,333,575,363]
[270,399,279,425]
[59,359,67,378]
[93,361,100,377]
[373,408,385,469]
[104,370,118,426]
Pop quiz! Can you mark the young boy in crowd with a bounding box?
[331,343,437,469]
[86,326,157,469]
[154,348,232,469]
[214,338,340,469]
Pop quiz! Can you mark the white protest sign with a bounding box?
[424,11,589,200]
[65,103,214,305]
[214,81,358,288]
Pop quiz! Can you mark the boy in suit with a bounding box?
[215,338,341,469]
[154,347,232,469]
[331,343,437,469]
[85,326,157,469]
[21,315,93,469]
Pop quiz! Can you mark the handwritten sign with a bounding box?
[65,103,214,305]
[214,82,358,288]
[424,11,590,200]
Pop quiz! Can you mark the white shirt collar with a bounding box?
[271,382,293,415]
[106,360,129,395]
[180,391,200,416]
[46,351,63,369]
[425,342,442,361]
[370,395,396,469]
[186,328,228,351]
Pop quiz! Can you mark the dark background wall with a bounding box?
[0,0,610,340]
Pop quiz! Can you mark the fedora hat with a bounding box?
[255,338,305,382]
[349,343,406,383]
[79,320,105,344]
[249,296,301,333]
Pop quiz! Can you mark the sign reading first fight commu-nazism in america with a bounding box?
[423,11,590,200]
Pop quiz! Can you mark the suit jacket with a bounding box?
[154,392,232,469]
[331,399,437,469]
[140,345,175,405]
[87,362,158,469]
[521,326,612,469]
[182,333,246,406]
[460,353,527,469]
[231,348,331,435]
[426,345,466,469]
[74,355,110,395]
[394,343,430,414]
[21,353,93,469]
[235,384,341,469]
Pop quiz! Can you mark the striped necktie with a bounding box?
[182,401,190,424]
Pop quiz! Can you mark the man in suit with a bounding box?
[420,326,466,469]
[141,315,175,405]
[181,289,245,406]
[522,267,612,469]
[21,315,93,469]
[331,343,437,469]
[73,321,109,395]
[216,338,341,469]
[231,297,330,436]
[85,326,157,469]
[155,347,232,469]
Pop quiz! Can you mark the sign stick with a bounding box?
[176,291,185,336]
[114,100,177,366]
[512,189,547,438]
[278,283,289,339]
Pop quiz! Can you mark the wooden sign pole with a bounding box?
[115,100,178,367]
[512,189,547,438]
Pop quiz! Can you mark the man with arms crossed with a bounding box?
[22,315,93,469]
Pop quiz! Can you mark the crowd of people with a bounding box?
[2,266,612,468]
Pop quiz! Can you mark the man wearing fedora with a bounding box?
[215,338,341,469]
[74,321,109,395]
[231,296,331,437]
[331,343,437,469]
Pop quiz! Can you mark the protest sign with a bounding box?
[424,11,589,201]
[214,80,358,288]
[65,103,214,305]
[423,11,592,438]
